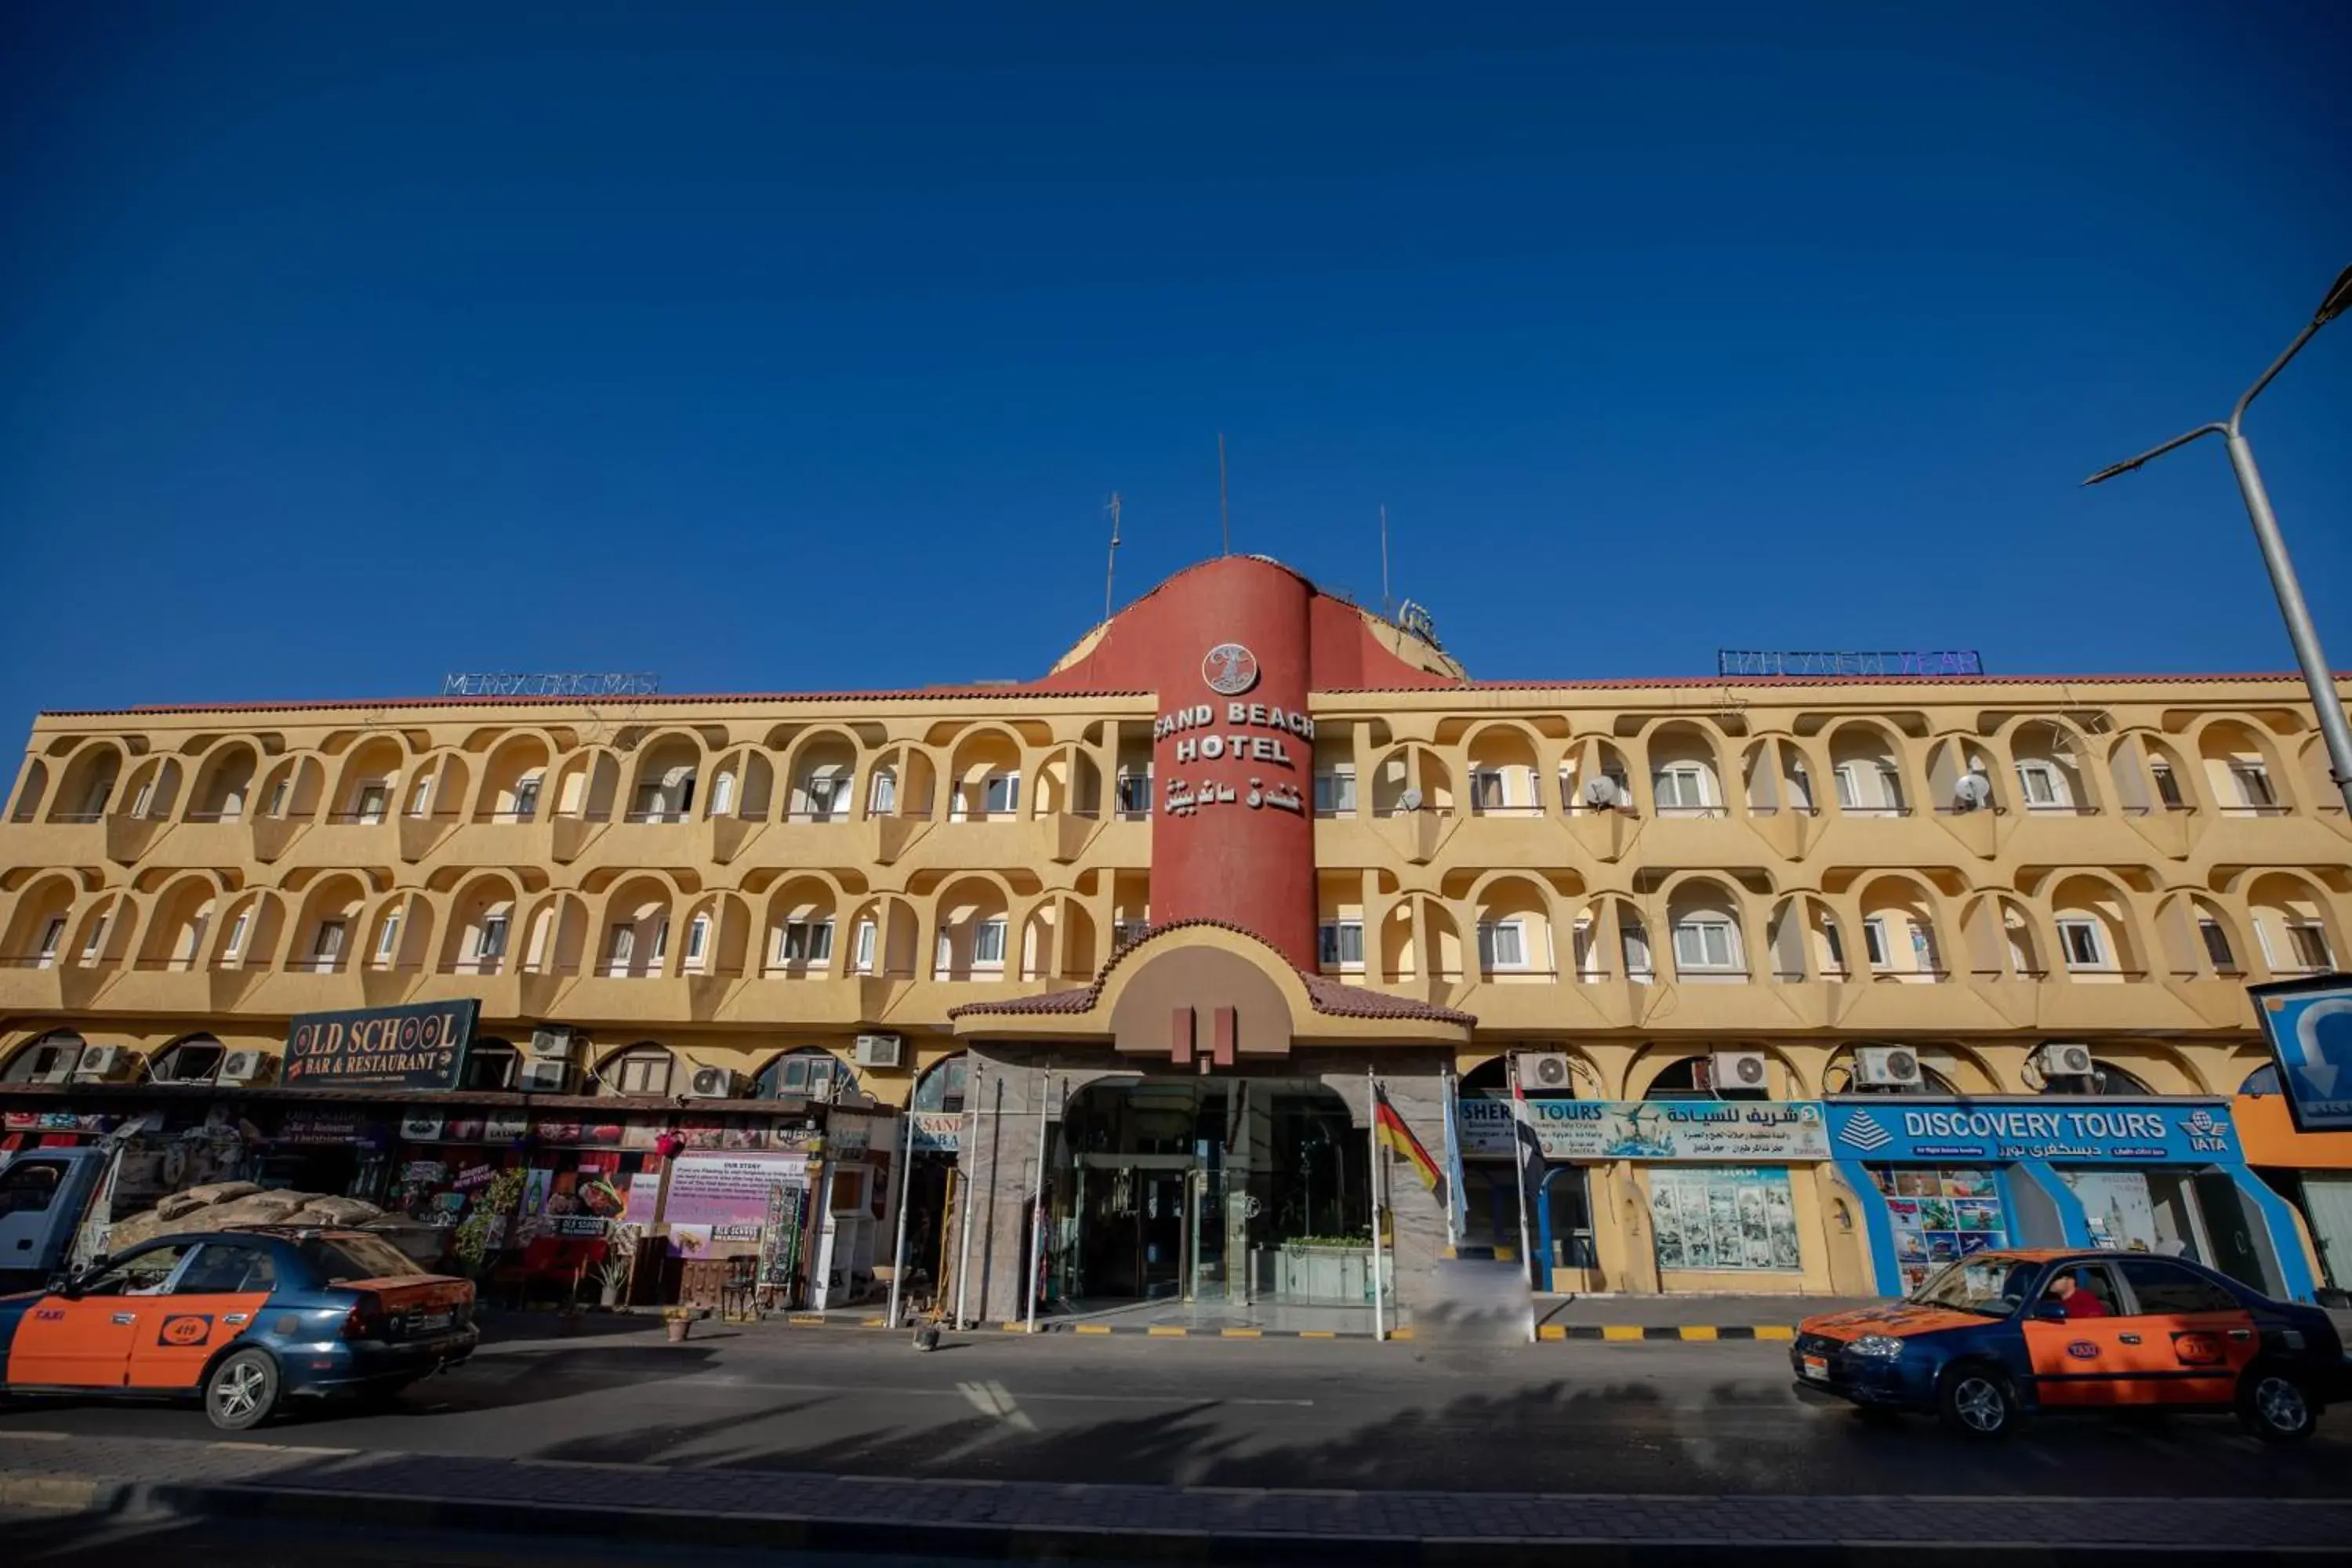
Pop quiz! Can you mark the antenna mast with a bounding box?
[1379,504,1392,616]
[1217,433,1230,556]
[1103,492,1123,624]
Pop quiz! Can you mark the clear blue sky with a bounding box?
[3,5,2347,730]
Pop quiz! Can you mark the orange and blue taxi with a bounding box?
[1794,1248,2347,1441]
[0,1225,477,1430]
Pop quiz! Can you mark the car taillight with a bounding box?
[340,1293,387,1340]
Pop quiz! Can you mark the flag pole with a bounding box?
[953,1061,983,1328]
[1024,1065,1051,1334]
[1508,1051,1538,1345]
[884,1112,915,1328]
[1367,1067,1386,1343]
[1439,1065,1462,1250]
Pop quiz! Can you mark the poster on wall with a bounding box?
[1869,1167,2011,1294]
[2252,975,2352,1133]
[663,1151,810,1254]
[1649,1167,1802,1273]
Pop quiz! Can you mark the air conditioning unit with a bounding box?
[519,1059,572,1094]
[2034,1041,2096,1080]
[688,1065,739,1100]
[1853,1045,1924,1088]
[1711,1050,1769,1093]
[528,1025,578,1062]
[853,1033,903,1069]
[71,1044,129,1081]
[217,1050,267,1085]
[1516,1051,1575,1092]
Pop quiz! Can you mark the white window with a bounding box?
[311,920,347,970]
[868,769,897,817]
[708,772,735,818]
[2230,763,2275,809]
[1313,768,1357,815]
[1319,920,1364,968]
[2057,919,2106,970]
[1470,769,1507,811]
[1878,764,1904,810]
[374,912,402,962]
[1863,917,1890,969]
[684,913,710,969]
[650,917,670,964]
[1116,771,1152,817]
[222,911,249,961]
[2016,761,2063,808]
[36,915,66,964]
[2149,762,2183,809]
[1477,919,1528,971]
[778,919,835,966]
[982,773,1019,816]
[615,1052,672,1096]
[355,782,388,824]
[2198,918,2236,971]
[801,773,844,819]
[477,913,510,962]
[1621,920,1653,978]
[852,918,877,975]
[605,924,636,975]
[1671,917,1739,971]
[2289,923,2335,972]
[408,776,433,817]
[1834,764,1859,811]
[1653,764,1712,812]
[267,780,291,817]
[80,913,109,963]
[129,780,154,818]
[512,775,542,820]
[1821,920,1847,975]
[973,916,1007,967]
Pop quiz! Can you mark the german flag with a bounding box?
[1374,1081,1446,1205]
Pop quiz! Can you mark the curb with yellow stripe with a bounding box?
[761,1313,1791,1342]
[1538,1323,1796,1342]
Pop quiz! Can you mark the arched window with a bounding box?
[463,1036,519,1091]
[599,1043,678,1098]
[755,1047,857,1101]
[147,1034,225,1085]
[2241,1064,2281,1096]
[913,1054,970,1113]
[1,1029,85,1083]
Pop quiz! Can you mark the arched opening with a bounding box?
[1857,877,1944,982]
[1473,876,1557,979]
[1,1029,86,1083]
[1370,746,1454,817]
[2246,872,2339,978]
[947,731,1023,822]
[2199,720,2288,815]
[477,736,552,823]
[291,876,368,971]
[1926,736,2002,815]
[2009,721,2093,813]
[913,1053,970,1112]
[597,1042,679,1098]
[2154,892,2246,979]
[1828,724,1907,816]
[1666,879,1748,982]
[1765,894,1846,981]
[147,1033,226,1085]
[7,757,49,822]
[462,1036,520,1091]
[139,878,220,972]
[1959,891,2046,980]
[764,878,842,977]
[519,891,590,975]
[442,877,521,974]
[932,877,1011,980]
[1465,727,1541,815]
[1648,724,1726,818]
[626,737,700,823]
[187,744,258,822]
[1560,739,1634,815]
[788,733,859,822]
[5,876,81,968]
[119,756,183,822]
[332,738,405,823]
[599,877,677,978]
[49,745,121,823]
[755,1047,858,1101]
[2049,874,2140,982]
[254,755,325,821]
[1640,1051,1771,1102]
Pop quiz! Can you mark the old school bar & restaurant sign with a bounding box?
[284,1000,480,1090]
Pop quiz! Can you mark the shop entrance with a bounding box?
[1051,1077,1363,1307]
[2061,1167,2270,1290]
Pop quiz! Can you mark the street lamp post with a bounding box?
[2084,263,2352,818]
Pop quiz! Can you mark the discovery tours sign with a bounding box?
[1824,1098,2238,1163]
[283,1000,480,1091]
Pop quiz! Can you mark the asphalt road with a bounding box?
[5,1316,2350,1498]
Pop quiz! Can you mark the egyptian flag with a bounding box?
[1373,1081,1446,1207]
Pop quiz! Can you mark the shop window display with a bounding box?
[1648,1166,1801,1272]
[1867,1167,2010,1294]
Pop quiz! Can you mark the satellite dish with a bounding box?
[1953,772,1993,812]
[1582,775,1622,809]
[1399,786,1425,812]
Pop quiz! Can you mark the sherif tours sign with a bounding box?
[284,1000,479,1091]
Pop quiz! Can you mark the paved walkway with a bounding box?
[2,1431,2343,1560]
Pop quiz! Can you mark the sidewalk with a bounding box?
[1535,1292,1882,1341]
[2,1431,2341,1562]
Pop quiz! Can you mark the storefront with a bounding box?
[1824,1097,2318,1302]
[2233,1091,2352,1293]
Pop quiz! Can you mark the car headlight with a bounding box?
[1849,1334,1907,1360]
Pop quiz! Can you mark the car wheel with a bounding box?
[1937,1365,2016,1439]
[204,1349,281,1432]
[2238,1367,2318,1444]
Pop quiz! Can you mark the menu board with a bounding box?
[1649,1166,1802,1272]
[1870,1166,2010,1294]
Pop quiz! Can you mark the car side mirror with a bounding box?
[2032,1301,2067,1323]
[49,1272,83,1300]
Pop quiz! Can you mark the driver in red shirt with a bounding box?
[2046,1270,2110,1319]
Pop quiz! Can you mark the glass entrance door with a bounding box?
[1187,1167,1228,1302]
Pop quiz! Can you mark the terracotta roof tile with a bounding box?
[947,917,1475,1029]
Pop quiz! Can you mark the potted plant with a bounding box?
[593,1223,640,1308]
[662,1305,696,1344]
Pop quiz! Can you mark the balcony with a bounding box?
[557,970,740,1025]
[101,958,270,1016]
[0,955,114,1012]
[1439,808,1577,869]
[122,815,253,871]
[245,961,416,1014]
[0,815,108,870]
[411,962,574,1022]
[1635,808,1768,869]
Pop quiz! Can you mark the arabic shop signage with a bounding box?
[1826,1099,2238,1163]
[2251,975,2352,1134]
[1454,1097,1831,1162]
[1155,698,1310,818]
[284,1000,479,1091]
